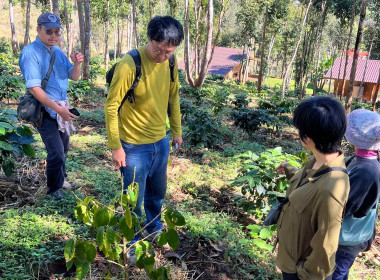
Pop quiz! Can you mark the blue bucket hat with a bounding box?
[345,109,380,151]
[37,13,62,29]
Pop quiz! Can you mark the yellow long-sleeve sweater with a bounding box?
[104,46,182,149]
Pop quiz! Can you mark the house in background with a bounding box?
[178,46,246,80]
[324,57,380,102]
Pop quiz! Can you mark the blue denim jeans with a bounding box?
[37,110,69,193]
[282,272,300,280]
[329,249,358,280]
[120,136,169,236]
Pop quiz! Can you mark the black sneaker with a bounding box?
[49,189,66,200]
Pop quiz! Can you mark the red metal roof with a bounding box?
[178,46,244,76]
[325,57,380,83]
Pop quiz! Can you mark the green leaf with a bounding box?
[135,241,155,269]
[96,227,104,248]
[166,229,179,250]
[119,216,135,241]
[124,206,132,228]
[164,208,186,229]
[259,228,273,239]
[150,267,170,280]
[93,207,110,228]
[247,224,260,233]
[7,133,35,145]
[0,121,14,133]
[0,140,13,151]
[253,238,273,251]
[2,160,15,177]
[83,242,96,262]
[157,231,167,247]
[66,260,73,271]
[64,239,75,261]
[83,196,94,205]
[22,144,35,157]
[74,240,96,263]
[109,214,118,227]
[75,261,91,280]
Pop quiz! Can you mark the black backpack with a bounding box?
[106,49,175,114]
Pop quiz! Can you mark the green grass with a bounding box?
[1,74,378,279]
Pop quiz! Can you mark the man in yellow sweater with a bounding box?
[104,16,183,244]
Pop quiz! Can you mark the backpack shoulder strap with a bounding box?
[118,49,142,114]
[169,55,175,82]
[167,55,176,117]
[297,167,347,189]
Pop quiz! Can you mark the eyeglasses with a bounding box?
[43,28,62,36]
[151,47,175,57]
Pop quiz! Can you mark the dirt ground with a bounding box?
[1,110,379,280]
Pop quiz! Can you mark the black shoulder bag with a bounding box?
[264,167,347,226]
[17,50,56,125]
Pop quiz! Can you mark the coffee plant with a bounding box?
[233,147,301,214]
[65,179,185,280]
[180,100,223,148]
[0,52,24,101]
[0,108,35,176]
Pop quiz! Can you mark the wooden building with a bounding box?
[178,46,245,80]
[325,57,380,101]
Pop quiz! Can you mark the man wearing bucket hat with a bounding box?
[330,109,380,280]
[19,13,84,200]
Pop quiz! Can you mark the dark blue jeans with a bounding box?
[121,136,169,236]
[37,110,69,194]
[330,249,358,280]
[282,272,300,280]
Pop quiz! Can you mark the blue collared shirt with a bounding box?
[19,37,74,119]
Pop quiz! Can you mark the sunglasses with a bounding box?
[42,27,63,36]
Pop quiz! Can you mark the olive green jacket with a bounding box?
[276,153,350,280]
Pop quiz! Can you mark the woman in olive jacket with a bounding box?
[276,96,350,280]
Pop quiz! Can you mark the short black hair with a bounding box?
[147,16,184,46]
[293,96,346,154]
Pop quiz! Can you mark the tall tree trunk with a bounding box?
[148,0,152,21]
[208,0,227,68]
[281,0,314,97]
[258,4,268,93]
[77,0,85,56]
[184,0,195,87]
[9,0,18,55]
[341,0,357,100]
[104,0,110,70]
[359,28,377,90]
[327,45,338,95]
[312,0,327,95]
[64,0,72,56]
[372,69,380,111]
[243,40,252,84]
[52,0,67,53]
[132,0,138,48]
[346,0,367,114]
[193,0,213,88]
[82,0,91,80]
[23,0,31,47]
[298,30,310,95]
[313,49,321,95]
[264,34,276,80]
